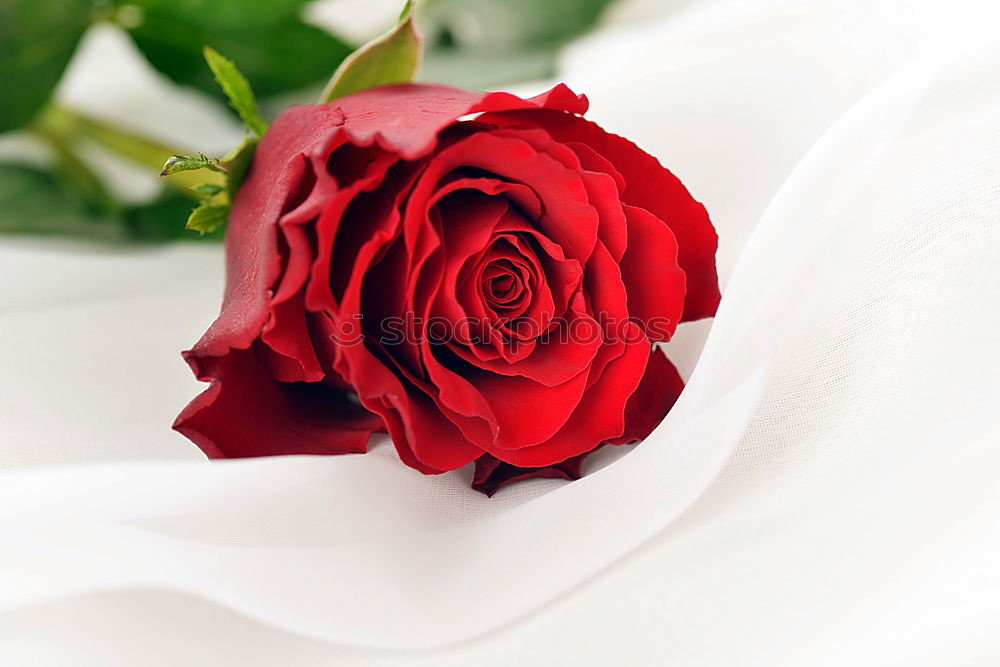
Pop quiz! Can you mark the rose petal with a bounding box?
[484,323,650,467]
[402,131,600,263]
[489,127,629,262]
[479,108,721,321]
[304,152,403,315]
[606,347,685,445]
[328,83,588,161]
[425,189,512,346]
[321,311,485,473]
[372,388,484,473]
[457,235,551,333]
[187,106,346,367]
[468,358,591,452]
[471,450,592,497]
[446,294,601,386]
[579,241,631,386]
[565,141,626,193]
[619,204,686,342]
[259,291,324,382]
[174,345,381,458]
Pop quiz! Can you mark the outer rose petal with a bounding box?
[471,451,591,497]
[328,83,588,160]
[479,108,721,321]
[471,349,683,495]
[606,347,686,445]
[174,346,382,458]
[259,291,325,383]
[619,205,686,342]
[189,105,346,364]
[484,324,651,467]
[374,389,484,474]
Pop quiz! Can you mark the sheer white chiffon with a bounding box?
[1,0,998,663]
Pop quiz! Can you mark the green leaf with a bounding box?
[0,0,93,132]
[0,163,127,240]
[203,46,268,136]
[121,1,352,102]
[160,152,224,176]
[0,163,223,242]
[190,182,224,196]
[186,201,230,235]
[125,192,223,241]
[119,0,308,30]
[34,129,123,217]
[320,1,422,102]
[221,135,258,200]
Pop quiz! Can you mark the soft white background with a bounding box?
[1,0,998,664]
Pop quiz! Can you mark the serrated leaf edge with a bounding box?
[186,201,230,235]
[203,46,269,137]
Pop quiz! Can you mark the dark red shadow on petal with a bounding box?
[607,346,685,445]
[471,449,592,497]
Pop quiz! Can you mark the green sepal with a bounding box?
[0,0,91,133]
[121,1,351,104]
[159,51,265,235]
[161,135,258,237]
[186,202,230,235]
[160,153,224,177]
[221,135,259,200]
[190,183,225,197]
[319,0,422,102]
[203,46,269,136]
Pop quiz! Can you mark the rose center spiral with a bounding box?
[480,259,529,311]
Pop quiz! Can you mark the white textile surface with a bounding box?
[1,0,999,664]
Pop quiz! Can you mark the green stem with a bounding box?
[31,105,225,197]
[27,125,121,216]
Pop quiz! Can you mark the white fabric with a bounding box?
[1,0,999,663]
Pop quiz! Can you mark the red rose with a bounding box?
[174,83,720,493]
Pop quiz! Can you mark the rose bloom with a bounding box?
[175,84,720,495]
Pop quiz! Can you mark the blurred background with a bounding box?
[0,0,622,242]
